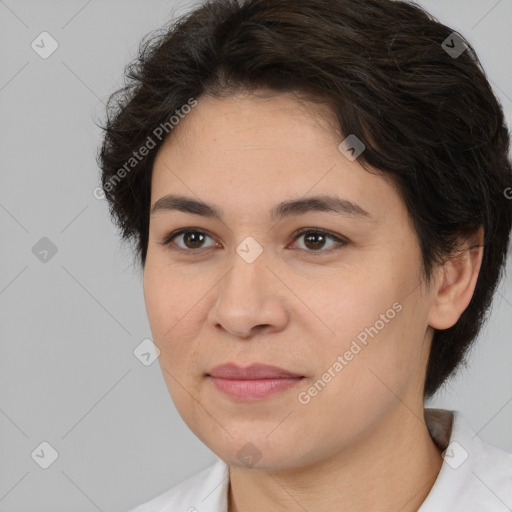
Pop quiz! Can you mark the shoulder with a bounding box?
[125,457,229,512]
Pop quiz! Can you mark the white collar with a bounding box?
[419,408,512,511]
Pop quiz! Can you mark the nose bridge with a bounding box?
[208,243,287,337]
[233,241,268,291]
[219,245,269,313]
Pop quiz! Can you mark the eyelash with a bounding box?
[160,227,348,255]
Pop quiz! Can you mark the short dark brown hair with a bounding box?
[97,0,512,400]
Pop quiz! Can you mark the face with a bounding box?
[143,91,438,470]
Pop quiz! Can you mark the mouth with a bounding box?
[206,363,305,401]
[207,362,304,380]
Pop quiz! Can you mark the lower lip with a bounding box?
[208,376,304,401]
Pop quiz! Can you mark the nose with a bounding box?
[206,248,289,339]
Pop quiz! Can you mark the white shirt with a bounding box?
[127,408,512,511]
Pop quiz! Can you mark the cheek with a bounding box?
[310,274,393,345]
[144,252,195,323]
[143,263,188,353]
[143,264,206,371]
[308,271,421,391]
[143,269,170,338]
[332,300,427,407]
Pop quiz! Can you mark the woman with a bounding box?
[97,0,512,510]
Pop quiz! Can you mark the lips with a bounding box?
[206,363,304,401]
[207,363,304,379]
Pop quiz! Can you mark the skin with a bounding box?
[143,90,484,512]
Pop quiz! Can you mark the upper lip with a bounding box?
[207,363,304,379]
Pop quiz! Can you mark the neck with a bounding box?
[228,406,443,512]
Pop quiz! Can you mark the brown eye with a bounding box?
[181,231,207,249]
[303,232,328,250]
[162,229,218,251]
[291,228,348,254]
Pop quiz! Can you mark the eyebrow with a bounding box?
[151,194,374,223]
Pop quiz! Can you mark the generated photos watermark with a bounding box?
[297,301,403,405]
[93,97,198,200]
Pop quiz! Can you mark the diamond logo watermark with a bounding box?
[133,338,160,366]
[236,236,263,263]
[31,32,59,59]
[441,32,468,59]
[31,441,59,469]
[442,441,469,469]
[236,442,262,467]
[32,237,58,263]
[338,134,365,161]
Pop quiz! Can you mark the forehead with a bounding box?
[151,92,403,224]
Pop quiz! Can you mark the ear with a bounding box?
[428,226,484,330]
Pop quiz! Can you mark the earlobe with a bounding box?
[428,227,484,330]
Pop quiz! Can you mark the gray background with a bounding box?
[0,0,511,511]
